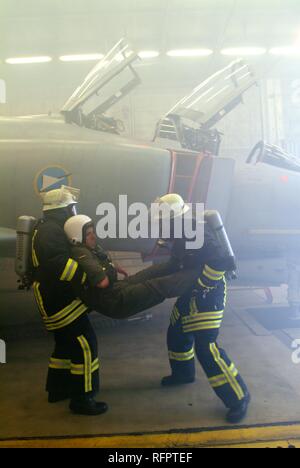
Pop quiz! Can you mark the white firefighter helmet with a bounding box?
[64,215,93,245]
[152,193,190,220]
[42,186,80,212]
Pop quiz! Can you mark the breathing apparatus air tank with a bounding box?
[15,216,37,289]
[204,210,237,275]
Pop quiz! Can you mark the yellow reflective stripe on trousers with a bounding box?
[46,304,88,331]
[209,364,238,388]
[183,320,222,333]
[44,299,84,325]
[71,358,100,375]
[33,285,87,331]
[182,311,224,324]
[33,282,48,320]
[168,348,195,362]
[60,259,79,282]
[31,230,39,267]
[77,335,92,393]
[209,343,244,400]
[49,358,71,370]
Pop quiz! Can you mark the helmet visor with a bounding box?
[68,204,78,217]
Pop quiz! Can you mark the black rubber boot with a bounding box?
[226,393,251,424]
[161,375,195,387]
[69,396,108,416]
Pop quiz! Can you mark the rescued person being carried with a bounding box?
[64,209,206,320]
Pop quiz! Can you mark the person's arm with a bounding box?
[71,245,109,288]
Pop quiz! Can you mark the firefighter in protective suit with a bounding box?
[31,186,107,416]
[156,195,251,424]
[63,212,208,320]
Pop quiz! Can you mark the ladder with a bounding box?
[168,150,207,202]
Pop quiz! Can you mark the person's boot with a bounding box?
[69,396,108,416]
[161,374,195,387]
[48,392,69,403]
[226,392,251,424]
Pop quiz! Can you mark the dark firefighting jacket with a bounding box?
[32,214,88,332]
[70,244,118,288]
[169,222,229,331]
[171,222,228,292]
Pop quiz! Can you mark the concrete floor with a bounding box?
[1,258,300,445]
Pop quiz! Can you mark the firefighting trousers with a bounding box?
[46,314,100,398]
[82,261,201,319]
[167,302,248,409]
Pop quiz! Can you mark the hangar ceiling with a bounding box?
[0,0,299,59]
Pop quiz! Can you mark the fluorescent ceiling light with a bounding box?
[221,47,266,56]
[59,54,104,62]
[167,49,213,57]
[269,47,300,56]
[6,56,52,64]
[138,50,160,59]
